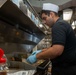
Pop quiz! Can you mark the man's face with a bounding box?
[41,13,54,27]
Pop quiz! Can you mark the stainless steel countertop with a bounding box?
[7,69,35,75]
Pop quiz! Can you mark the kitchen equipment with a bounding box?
[34,60,51,75]
[0,0,46,74]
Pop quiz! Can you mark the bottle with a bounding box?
[0,48,7,75]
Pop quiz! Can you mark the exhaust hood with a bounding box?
[0,0,46,53]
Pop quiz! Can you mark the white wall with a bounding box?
[29,0,71,7]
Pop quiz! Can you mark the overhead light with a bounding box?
[72,21,75,25]
[39,24,43,28]
[63,9,73,21]
[71,21,76,29]
[72,25,75,29]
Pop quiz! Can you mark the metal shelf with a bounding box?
[0,0,45,40]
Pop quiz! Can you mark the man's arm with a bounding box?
[36,45,64,60]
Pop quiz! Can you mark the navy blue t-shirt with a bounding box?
[51,18,76,66]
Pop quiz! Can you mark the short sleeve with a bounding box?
[52,22,67,46]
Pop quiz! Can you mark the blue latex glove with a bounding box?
[26,54,37,64]
[32,50,42,55]
[26,50,42,64]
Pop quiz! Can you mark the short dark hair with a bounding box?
[40,10,58,17]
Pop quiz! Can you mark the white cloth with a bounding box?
[42,3,59,13]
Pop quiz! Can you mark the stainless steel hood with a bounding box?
[0,0,46,53]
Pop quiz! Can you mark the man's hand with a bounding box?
[26,54,37,64]
[26,50,42,64]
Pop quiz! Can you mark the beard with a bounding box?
[47,19,54,28]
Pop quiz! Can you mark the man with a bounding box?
[27,3,76,75]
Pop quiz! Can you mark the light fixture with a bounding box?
[71,21,76,29]
[72,25,75,29]
[39,24,43,28]
[72,21,76,25]
[63,9,73,21]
